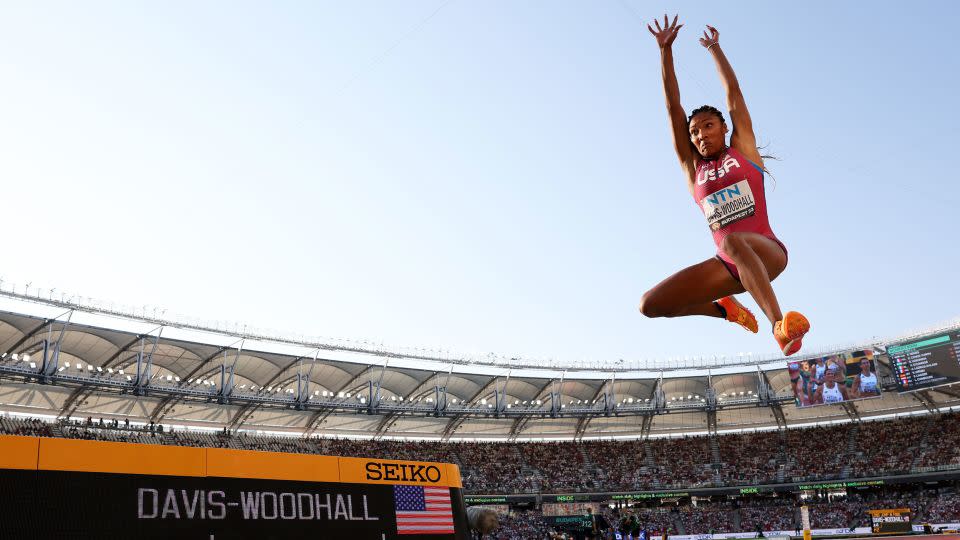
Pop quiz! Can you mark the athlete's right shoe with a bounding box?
[774,311,810,356]
[717,296,758,333]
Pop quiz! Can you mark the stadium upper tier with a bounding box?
[0,291,958,439]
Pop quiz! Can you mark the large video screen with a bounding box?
[887,330,960,392]
[788,349,881,408]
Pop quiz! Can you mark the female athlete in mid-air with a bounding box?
[639,15,810,355]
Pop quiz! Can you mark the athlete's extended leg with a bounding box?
[720,232,809,355]
[718,232,787,326]
[639,257,745,320]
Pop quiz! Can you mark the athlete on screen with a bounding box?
[813,358,827,387]
[813,366,849,404]
[805,357,827,401]
[640,15,810,355]
[789,361,812,407]
[851,358,880,399]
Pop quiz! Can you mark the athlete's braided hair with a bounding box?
[687,105,725,126]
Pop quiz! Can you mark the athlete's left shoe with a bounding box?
[717,296,758,333]
[774,311,810,356]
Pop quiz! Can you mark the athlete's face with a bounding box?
[688,112,728,158]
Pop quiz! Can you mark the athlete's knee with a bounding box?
[720,233,750,260]
[639,291,670,318]
[638,292,658,318]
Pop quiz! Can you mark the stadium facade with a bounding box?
[0,289,958,441]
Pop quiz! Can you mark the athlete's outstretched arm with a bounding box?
[699,26,764,166]
[648,15,697,188]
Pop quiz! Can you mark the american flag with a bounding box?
[393,485,454,535]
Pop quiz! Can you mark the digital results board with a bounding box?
[868,508,912,534]
[0,435,469,539]
[886,330,960,392]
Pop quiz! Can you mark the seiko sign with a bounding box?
[364,462,442,483]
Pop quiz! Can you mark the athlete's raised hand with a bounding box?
[699,25,720,49]
[647,14,683,49]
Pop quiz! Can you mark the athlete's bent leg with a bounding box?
[639,258,745,319]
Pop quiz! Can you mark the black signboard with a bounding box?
[869,508,912,534]
[544,515,591,530]
[0,469,469,539]
[464,494,536,505]
[547,493,594,503]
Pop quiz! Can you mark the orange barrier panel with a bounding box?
[2,435,462,487]
[38,437,207,477]
[206,447,339,482]
[0,435,39,470]
[446,463,463,488]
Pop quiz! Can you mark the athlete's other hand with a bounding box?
[699,25,719,49]
[647,14,683,49]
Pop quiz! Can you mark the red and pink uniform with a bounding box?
[692,147,786,280]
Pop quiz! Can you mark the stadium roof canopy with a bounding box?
[0,291,958,441]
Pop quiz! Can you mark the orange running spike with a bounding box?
[774,311,810,356]
[717,296,758,334]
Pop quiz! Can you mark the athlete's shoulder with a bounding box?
[728,142,765,168]
[726,147,762,171]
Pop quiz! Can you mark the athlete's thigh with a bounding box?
[643,257,746,313]
[739,233,788,280]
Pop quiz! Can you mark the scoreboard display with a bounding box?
[0,435,469,539]
[887,330,960,392]
[868,508,912,534]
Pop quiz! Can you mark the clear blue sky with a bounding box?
[0,1,956,364]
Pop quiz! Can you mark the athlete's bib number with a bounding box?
[700,179,756,231]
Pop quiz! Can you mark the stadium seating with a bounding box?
[2,411,959,493]
[2,410,959,537]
